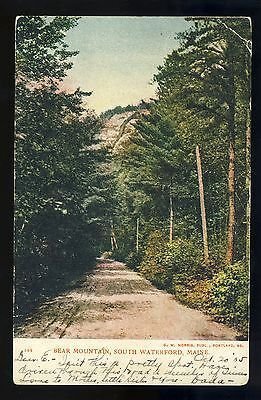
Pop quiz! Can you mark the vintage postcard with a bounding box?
[13,16,251,385]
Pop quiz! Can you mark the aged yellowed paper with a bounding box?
[14,16,250,385]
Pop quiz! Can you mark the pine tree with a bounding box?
[154,17,251,264]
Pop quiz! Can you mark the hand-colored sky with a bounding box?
[64,17,191,114]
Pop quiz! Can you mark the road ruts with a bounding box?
[16,259,238,340]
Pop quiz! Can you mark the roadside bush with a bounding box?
[138,230,172,289]
[175,278,212,310]
[167,238,203,293]
[112,246,144,270]
[138,232,206,292]
[208,236,227,268]
[126,251,143,270]
[208,261,249,337]
[14,210,98,328]
[111,245,130,263]
[137,229,249,337]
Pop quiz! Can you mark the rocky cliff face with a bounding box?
[99,109,149,153]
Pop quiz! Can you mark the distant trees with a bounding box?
[100,101,149,120]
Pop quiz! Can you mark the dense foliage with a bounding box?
[14,17,113,324]
[100,101,149,120]
[110,18,251,337]
[15,17,250,338]
[209,261,249,337]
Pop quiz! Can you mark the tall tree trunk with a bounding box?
[226,66,236,265]
[169,193,174,242]
[196,145,210,264]
[136,217,139,253]
[226,138,235,265]
[223,49,236,265]
[245,105,251,265]
[245,54,251,266]
[110,220,118,251]
[221,23,251,265]
[111,236,115,252]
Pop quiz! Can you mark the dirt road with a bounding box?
[16,259,237,340]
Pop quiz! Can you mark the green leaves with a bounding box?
[109,18,250,337]
[16,16,79,87]
[15,17,115,322]
[138,233,204,292]
[208,261,249,336]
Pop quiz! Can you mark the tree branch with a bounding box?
[219,20,252,55]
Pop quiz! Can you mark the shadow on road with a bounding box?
[13,258,101,334]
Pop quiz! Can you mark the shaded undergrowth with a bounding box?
[13,260,96,333]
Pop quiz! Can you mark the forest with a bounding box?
[14,16,251,338]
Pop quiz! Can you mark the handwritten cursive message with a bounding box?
[13,339,248,385]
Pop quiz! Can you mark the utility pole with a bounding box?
[136,217,139,253]
[111,236,115,252]
[110,220,118,251]
[196,145,210,264]
[169,191,174,242]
